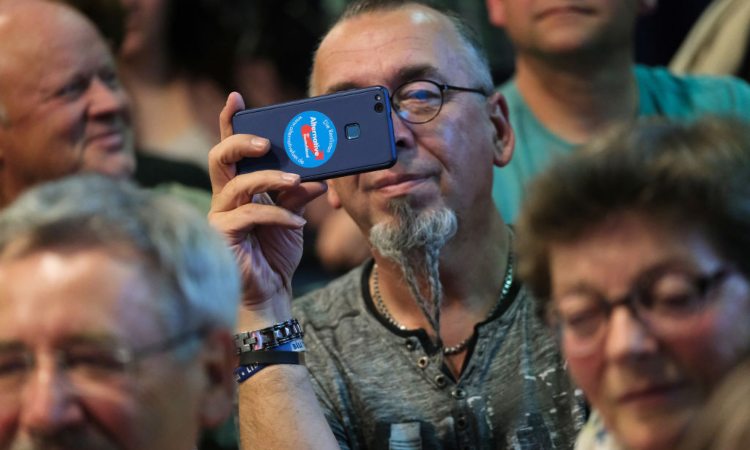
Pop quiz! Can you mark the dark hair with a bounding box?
[165,0,245,91]
[235,0,329,97]
[59,0,243,92]
[516,116,750,311]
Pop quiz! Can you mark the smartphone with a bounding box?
[232,86,397,181]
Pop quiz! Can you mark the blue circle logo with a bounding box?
[284,111,337,168]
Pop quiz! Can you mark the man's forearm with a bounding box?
[238,365,339,449]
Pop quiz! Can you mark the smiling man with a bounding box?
[0,175,238,450]
[208,0,584,449]
[0,0,212,212]
[0,0,135,207]
[485,0,750,222]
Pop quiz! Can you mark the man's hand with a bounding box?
[208,93,327,325]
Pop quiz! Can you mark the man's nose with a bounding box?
[604,306,660,363]
[19,361,84,436]
[87,76,130,119]
[391,110,417,151]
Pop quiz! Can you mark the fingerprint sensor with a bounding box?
[345,123,361,140]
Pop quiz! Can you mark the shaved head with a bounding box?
[309,0,493,95]
[0,0,134,206]
[0,0,99,124]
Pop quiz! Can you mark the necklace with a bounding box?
[371,230,515,356]
[372,266,408,331]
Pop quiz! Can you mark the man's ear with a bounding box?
[198,330,236,429]
[487,92,515,168]
[638,0,658,15]
[326,180,342,209]
[486,0,507,27]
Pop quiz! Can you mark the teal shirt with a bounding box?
[493,65,750,222]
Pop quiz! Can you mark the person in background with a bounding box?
[0,0,211,211]
[209,0,585,448]
[116,0,242,172]
[485,0,750,222]
[0,0,134,208]
[0,174,238,450]
[56,0,214,192]
[516,116,750,450]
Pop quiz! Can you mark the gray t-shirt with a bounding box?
[293,260,586,449]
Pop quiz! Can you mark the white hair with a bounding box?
[0,174,241,336]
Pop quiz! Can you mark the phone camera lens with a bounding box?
[374,102,384,113]
[375,94,383,101]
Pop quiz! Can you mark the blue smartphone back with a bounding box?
[232,86,397,181]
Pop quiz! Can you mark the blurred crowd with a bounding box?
[1,1,749,450]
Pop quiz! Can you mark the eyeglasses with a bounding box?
[390,79,488,124]
[0,328,205,401]
[548,266,731,357]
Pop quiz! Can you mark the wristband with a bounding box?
[239,350,305,366]
[234,363,266,383]
[234,339,306,384]
[234,318,304,354]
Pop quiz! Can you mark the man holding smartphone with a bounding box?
[209,1,584,448]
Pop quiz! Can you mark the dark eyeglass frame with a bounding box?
[390,79,488,124]
[548,265,732,341]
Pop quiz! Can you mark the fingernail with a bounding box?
[293,215,307,227]
[251,137,269,148]
[281,173,300,183]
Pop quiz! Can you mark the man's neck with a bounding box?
[513,50,638,144]
[371,209,509,376]
[372,208,509,331]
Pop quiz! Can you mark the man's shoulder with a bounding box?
[636,65,750,115]
[292,263,368,329]
[637,64,750,91]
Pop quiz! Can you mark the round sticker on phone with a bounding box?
[284,111,337,168]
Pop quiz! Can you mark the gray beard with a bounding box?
[369,199,457,337]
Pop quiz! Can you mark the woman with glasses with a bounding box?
[516,116,750,450]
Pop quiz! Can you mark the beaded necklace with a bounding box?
[371,232,514,356]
